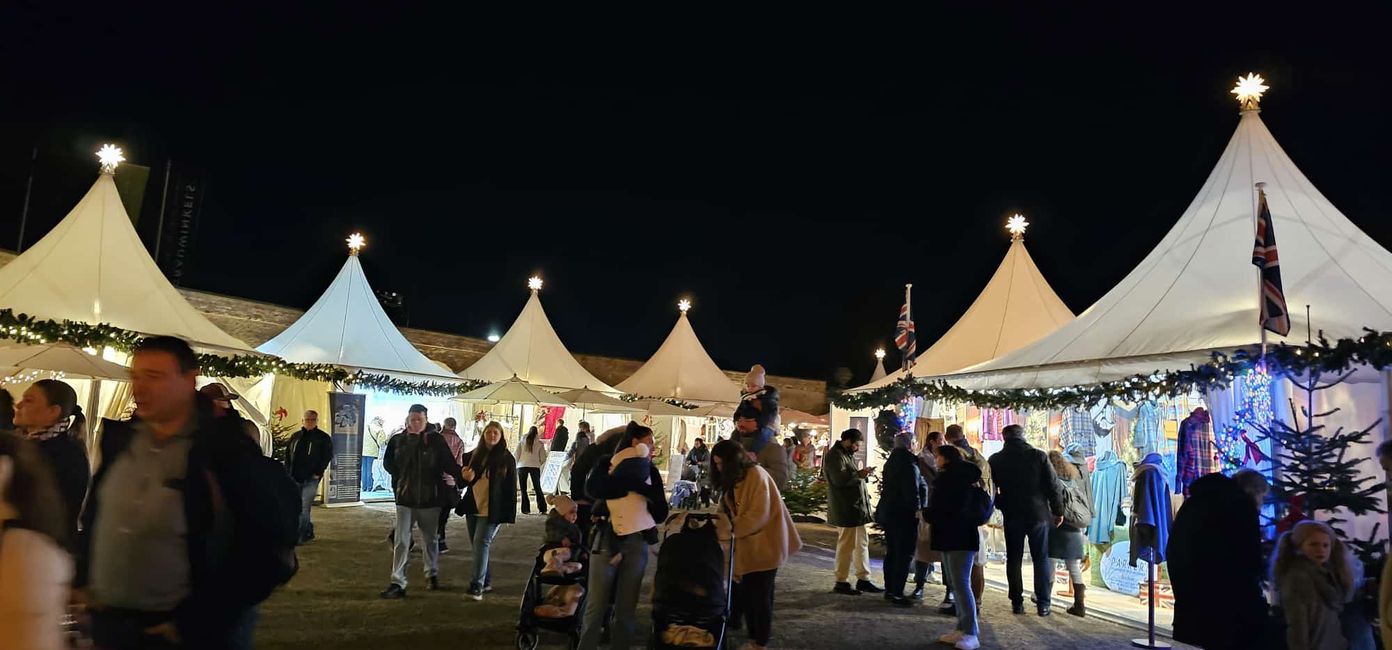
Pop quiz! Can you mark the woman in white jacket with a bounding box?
[0,433,73,650]
[516,426,549,515]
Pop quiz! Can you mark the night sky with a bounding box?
[2,5,1390,385]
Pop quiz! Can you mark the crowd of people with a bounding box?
[7,341,1392,649]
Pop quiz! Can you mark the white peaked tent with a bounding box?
[616,305,741,404]
[947,104,1392,390]
[256,243,459,379]
[853,229,1074,392]
[458,282,617,393]
[868,355,888,384]
[0,169,251,352]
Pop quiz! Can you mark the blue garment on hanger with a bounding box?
[1089,449,1128,544]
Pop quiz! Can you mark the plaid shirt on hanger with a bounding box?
[1061,408,1097,457]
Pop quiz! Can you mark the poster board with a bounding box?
[327,392,366,506]
[539,451,568,494]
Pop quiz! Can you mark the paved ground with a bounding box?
[255,505,1188,649]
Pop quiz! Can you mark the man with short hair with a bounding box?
[380,404,464,598]
[437,417,466,552]
[735,404,790,491]
[823,428,882,596]
[551,418,570,453]
[78,336,294,649]
[285,410,333,544]
[988,423,1063,616]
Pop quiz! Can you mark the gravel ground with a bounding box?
[255,505,1190,649]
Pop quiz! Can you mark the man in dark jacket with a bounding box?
[78,336,295,650]
[551,419,570,453]
[823,428,882,596]
[875,431,928,606]
[1168,471,1271,649]
[380,404,464,598]
[987,424,1063,616]
[735,401,790,491]
[284,410,332,544]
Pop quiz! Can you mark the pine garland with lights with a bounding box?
[830,329,1392,411]
[0,308,486,397]
[619,394,698,410]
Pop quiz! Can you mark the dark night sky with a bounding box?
[1,4,1389,384]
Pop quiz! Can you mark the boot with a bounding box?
[1067,585,1086,617]
[909,583,925,600]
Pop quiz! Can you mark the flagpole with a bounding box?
[904,283,914,372]
[1255,182,1268,358]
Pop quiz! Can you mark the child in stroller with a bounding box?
[517,496,589,649]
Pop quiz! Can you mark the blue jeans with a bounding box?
[466,514,500,589]
[361,457,376,492]
[944,551,979,636]
[579,531,649,650]
[297,479,318,541]
[1004,518,1052,607]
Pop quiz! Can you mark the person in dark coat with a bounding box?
[284,410,333,544]
[12,379,90,550]
[987,424,1063,616]
[569,424,625,546]
[1048,450,1089,617]
[380,404,464,599]
[1168,471,1272,649]
[550,419,570,453]
[927,444,989,650]
[875,431,928,606]
[454,420,516,600]
[823,428,881,595]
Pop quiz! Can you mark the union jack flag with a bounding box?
[1252,190,1291,336]
[895,303,916,363]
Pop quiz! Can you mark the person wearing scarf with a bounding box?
[12,379,89,549]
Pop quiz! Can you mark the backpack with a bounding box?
[1059,479,1093,530]
[964,484,995,527]
[221,452,302,603]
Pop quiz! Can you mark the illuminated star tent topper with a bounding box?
[96,144,125,174]
[1006,213,1029,239]
[528,276,544,292]
[346,232,366,255]
[678,299,691,313]
[1232,72,1268,110]
[874,348,886,360]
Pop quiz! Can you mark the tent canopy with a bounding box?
[456,376,574,406]
[855,234,1074,391]
[949,107,1392,389]
[256,251,458,380]
[0,171,250,352]
[616,309,741,404]
[0,343,130,380]
[458,289,617,392]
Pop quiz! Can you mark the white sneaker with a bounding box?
[937,630,964,644]
[955,635,980,650]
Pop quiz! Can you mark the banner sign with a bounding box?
[328,392,366,505]
[540,451,568,494]
[157,164,207,285]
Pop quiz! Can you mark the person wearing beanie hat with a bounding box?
[734,403,790,492]
[739,364,781,432]
[875,430,929,606]
[824,428,881,596]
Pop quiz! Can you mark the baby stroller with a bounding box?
[516,543,589,649]
[651,510,735,649]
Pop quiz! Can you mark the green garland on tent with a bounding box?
[0,308,485,397]
[829,329,1392,411]
[618,394,698,410]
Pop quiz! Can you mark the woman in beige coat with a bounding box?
[712,439,802,650]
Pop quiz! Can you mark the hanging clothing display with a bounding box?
[1024,410,1050,450]
[1175,407,1218,497]
[1088,449,1129,544]
[980,408,1015,442]
[1130,452,1172,567]
[1131,400,1163,456]
[1089,402,1115,438]
[1060,407,1098,458]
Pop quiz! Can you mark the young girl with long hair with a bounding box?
[456,421,517,601]
[1272,520,1356,650]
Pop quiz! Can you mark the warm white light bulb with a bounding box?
[1006,214,1029,238]
[346,232,366,254]
[528,276,544,292]
[874,348,886,360]
[96,144,125,174]
[678,299,691,313]
[1232,73,1268,109]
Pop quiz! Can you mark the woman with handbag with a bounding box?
[926,444,993,650]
